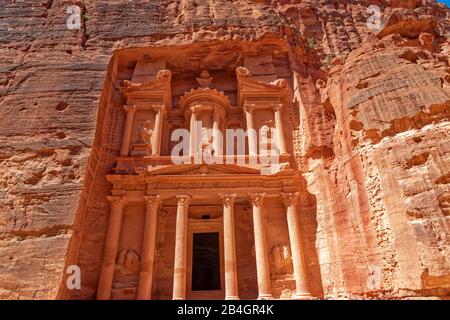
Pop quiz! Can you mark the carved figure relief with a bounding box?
[197,70,213,88]
[117,249,141,272]
[138,120,153,145]
[271,244,293,277]
[131,120,153,156]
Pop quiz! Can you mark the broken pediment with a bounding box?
[236,67,292,106]
[120,69,172,109]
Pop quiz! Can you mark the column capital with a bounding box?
[176,194,192,207]
[144,195,161,208]
[243,103,256,114]
[107,196,126,207]
[271,103,283,112]
[248,193,265,208]
[124,104,138,114]
[220,194,237,208]
[152,104,166,114]
[281,192,299,208]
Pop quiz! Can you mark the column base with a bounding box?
[294,292,313,300]
[173,298,185,301]
[257,294,274,300]
[225,296,240,300]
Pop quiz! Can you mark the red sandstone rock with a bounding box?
[0,0,448,300]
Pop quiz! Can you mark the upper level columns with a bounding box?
[244,104,258,156]
[249,193,273,300]
[189,109,197,156]
[213,109,223,156]
[120,105,137,156]
[173,194,192,300]
[137,195,161,300]
[281,192,312,299]
[220,194,239,300]
[272,104,287,155]
[97,195,126,300]
[152,105,165,156]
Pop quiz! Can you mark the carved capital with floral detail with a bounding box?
[243,103,256,114]
[281,192,299,208]
[271,103,283,112]
[107,195,126,208]
[176,194,192,208]
[248,193,265,208]
[143,195,161,209]
[152,104,166,114]
[220,194,237,208]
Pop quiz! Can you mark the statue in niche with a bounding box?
[271,244,293,277]
[116,249,141,272]
[260,125,270,146]
[200,126,213,151]
[131,120,153,156]
[196,70,213,88]
[259,122,275,155]
[138,120,153,145]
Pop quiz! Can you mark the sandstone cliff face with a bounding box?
[0,0,449,299]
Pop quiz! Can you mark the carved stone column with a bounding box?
[213,109,222,156]
[249,193,273,300]
[97,195,126,300]
[172,194,191,300]
[152,105,165,156]
[120,105,137,156]
[281,192,312,299]
[272,104,288,155]
[220,194,239,300]
[189,109,197,156]
[244,103,257,156]
[137,195,161,300]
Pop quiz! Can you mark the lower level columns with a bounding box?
[281,192,312,299]
[220,194,239,300]
[137,195,161,300]
[97,196,126,300]
[249,193,273,300]
[172,194,192,300]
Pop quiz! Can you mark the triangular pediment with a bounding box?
[141,164,262,176]
[238,77,288,93]
[236,67,291,106]
[120,69,172,97]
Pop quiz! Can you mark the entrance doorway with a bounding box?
[192,232,221,291]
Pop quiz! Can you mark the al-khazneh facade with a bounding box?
[96,49,312,300]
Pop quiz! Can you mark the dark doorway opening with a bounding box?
[192,232,221,291]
